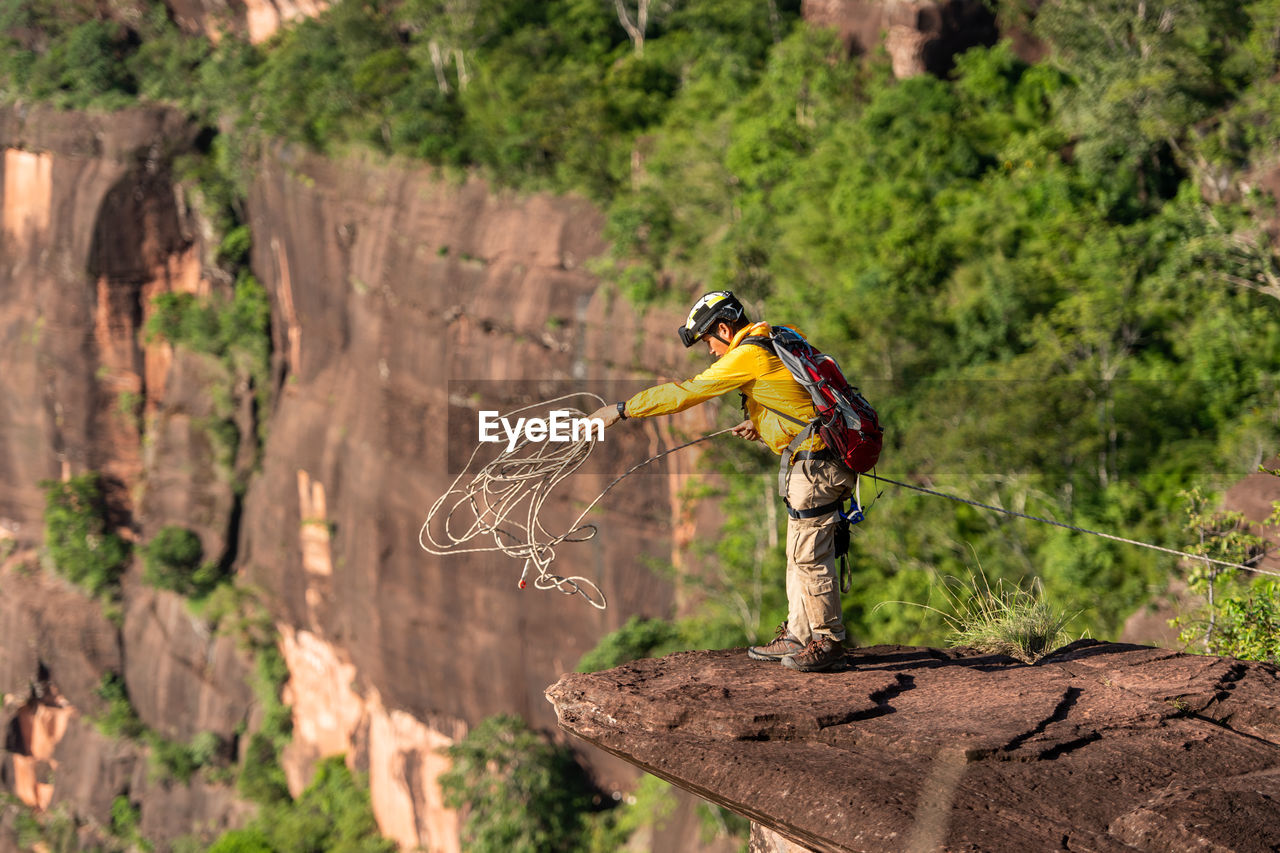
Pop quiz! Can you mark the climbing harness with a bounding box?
[419,393,734,609]
[780,470,873,594]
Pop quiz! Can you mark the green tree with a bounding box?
[439,714,596,853]
[1034,0,1248,213]
[1175,470,1280,661]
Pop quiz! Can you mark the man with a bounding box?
[590,291,857,672]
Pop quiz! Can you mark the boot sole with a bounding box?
[747,647,800,662]
[782,658,842,672]
[782,651,847,672]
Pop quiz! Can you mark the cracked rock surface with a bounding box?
[545,640,1280,852]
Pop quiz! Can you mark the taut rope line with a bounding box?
[867,473,1280,579]
[419,393,734,609]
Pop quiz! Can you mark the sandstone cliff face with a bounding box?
[801,0,999,77]
[0,554,256,848]
[1,104,719,850]
[547,641,1280,853]
[0,111,255,831]
[0,107,192,532]
[128,0,332,44]
[240,143,717,844]
[160,0,1005,73]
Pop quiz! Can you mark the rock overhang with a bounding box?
[546,640,1280,852]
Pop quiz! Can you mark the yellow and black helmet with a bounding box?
[677,290,747,347]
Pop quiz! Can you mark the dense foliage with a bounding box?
[208,756,394,853]
[40,473,130,598]
[437,713,686,853]
[594,3,1280,648]
[439,714,597,853]
[1210,581,1280,663]
[1176,472,1280,662]
[574,615,683,672]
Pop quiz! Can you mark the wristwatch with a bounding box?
[616,401,628,419]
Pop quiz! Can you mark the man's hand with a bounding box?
[588,404,622,430]
[730,418,759,441]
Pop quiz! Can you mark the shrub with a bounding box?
[147,729,228,784]
[1174,483,1280,658]
[149,735,201,784]
[145,292,222,355]
[220,756,395,852]
[109,795,144,847]
[92,673,145,740]
[189,730,224,766]
[206,828,273,853]
[40,473,130,597]
[1208,581,1280,664]
[143,524,200,578]
[217,224,252,267]
[237,731,290,805]
[142,525,228,597]
[576,616,682,672]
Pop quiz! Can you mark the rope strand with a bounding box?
[866,473,1280,579]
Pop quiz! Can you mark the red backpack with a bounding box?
[743,325,883,491]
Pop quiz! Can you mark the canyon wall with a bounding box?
[163,0,331,43]
[240,141,719,845]
[0,104,719,850]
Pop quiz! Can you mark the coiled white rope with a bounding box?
[419,393,733,609]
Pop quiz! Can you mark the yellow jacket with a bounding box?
[624,322,824,455]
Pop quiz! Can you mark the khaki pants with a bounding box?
[785,458,858,645]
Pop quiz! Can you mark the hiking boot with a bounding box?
[782,635,845,672]
[748,623,804,661]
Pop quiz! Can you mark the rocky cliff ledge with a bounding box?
[546,640,1280,852]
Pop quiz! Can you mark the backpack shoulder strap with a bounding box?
[739,334,775,355]
[741,326,822,495]
[777,421,816,497]
[754,401,819,496]
[757,399,808,428]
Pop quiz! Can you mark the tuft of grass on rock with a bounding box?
[882,572,1077,664]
